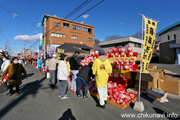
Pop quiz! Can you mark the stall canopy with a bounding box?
[56,43,93,56]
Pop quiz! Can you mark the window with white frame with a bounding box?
[51,33,65,38]
[83,27,88,32]
[88,38,92,41]
[71,35,78,39]
[83,27,92,34]
[72,25,81,30]
[55,23,60,27]
[134,43,141,48]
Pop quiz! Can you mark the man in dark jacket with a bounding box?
[69,51,82,94]
[76,62,94,100]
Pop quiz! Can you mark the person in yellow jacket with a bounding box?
[92,49,112,108]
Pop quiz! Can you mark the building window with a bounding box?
[88,38,92,41]
[167,35,170,40]
[134,43,141,48]
[174,34,176,40]
[88,28,92,34]
[55,23,60,27]
[63,23,69,28]
[83,27,88,32]
[71,35,78,39]
[51,33,65,38]
[83,27,92,34]
[72,25,81,30]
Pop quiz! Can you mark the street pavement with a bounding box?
[150,63,180,75]
[0,65,180,120]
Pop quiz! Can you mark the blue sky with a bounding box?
[0,0,180,55]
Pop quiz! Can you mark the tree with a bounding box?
[104,35,123,41]
[94,38,100,50]
[132,31,143,39]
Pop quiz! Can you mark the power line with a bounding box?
[45,0,91,35]
[0,1,37,24]
[0,2,41,29]
[64,0,92,19]
[28,0,40,21]
[28,40,39,49]
[73,0,104,21]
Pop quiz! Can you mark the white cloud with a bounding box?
[13,13,18,18]
[14,33,42,42]
[37,22,41,27]
[82,14,90,19]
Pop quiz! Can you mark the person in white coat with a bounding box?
[57,54,69,99]
[1,55,10,73]
[18,56,24,67]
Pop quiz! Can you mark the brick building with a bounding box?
[42,14,95,55]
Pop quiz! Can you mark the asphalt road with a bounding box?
[0,65,180,120]
[150,63,180,75]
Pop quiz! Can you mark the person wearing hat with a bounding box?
[69,51,82,94]
[57,54,69,99]
[92,49,112,109]
[48,54,59,87]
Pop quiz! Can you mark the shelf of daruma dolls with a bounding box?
[83,89,137,110]
[107,97,136,110]
[108,57,137,63]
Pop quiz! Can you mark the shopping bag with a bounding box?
[46,72,50,79]
[0,82,8,93]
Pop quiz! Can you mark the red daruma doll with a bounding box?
[113,72,119,82]
[105,49,108,56]
[129,92,136,99]
[120,47,125,53]
[108,81,113,88]
[128,52,133,57]
[120,52,126,57]
[114,45,119,53]
[124,63,130,70]
[108,48,114,58]
[94,50,99,59]
[124,58,130,64]
[115,52,120,57]
[127,46,133,52]
[130,58,136,65]
[119,73,125,80]
[119,58,124,70]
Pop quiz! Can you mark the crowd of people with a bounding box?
[0,49,112,109]
[44,49,112,108]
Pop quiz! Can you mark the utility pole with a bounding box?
[5,40,7,51]
[120,22,124,37]
[43,18,47,59]
[24,41,26,58]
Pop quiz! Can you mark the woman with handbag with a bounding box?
[1,57,27,96]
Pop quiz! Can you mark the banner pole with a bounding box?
[138,14,144,102]
[133,14,145,112]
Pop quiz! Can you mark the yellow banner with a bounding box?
[57,48,64,60]
[141,17,157,73]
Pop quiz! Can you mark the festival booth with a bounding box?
[79,46,138,109]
